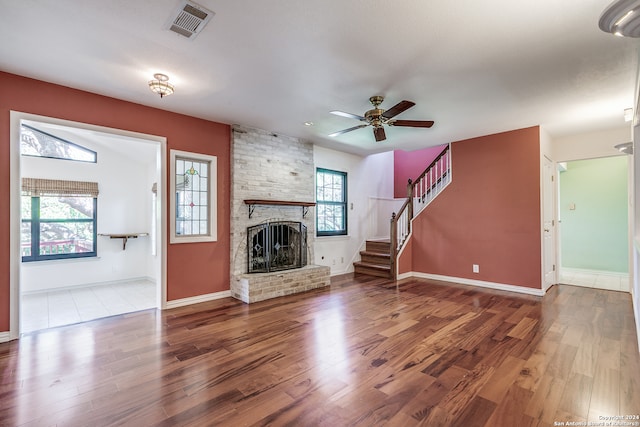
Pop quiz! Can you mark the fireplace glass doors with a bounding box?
[247,221,307,273]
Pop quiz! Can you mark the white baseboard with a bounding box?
[22,276,156,295]
[633,290,640,355]
[397,271,413,281]
[0,331,12,343]
[329,266,354,277]
[400,272,546,297]
[164,290,232,309]
[560,267,629,292]
[560,267,628,278]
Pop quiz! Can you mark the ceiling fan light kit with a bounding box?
[329,95,434,142]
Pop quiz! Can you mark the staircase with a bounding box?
[354,239,392,278]
[353,144,452,280]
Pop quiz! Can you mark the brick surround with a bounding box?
[234,265,330,303]
[230,125,329,303]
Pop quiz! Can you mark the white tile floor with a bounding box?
[21,279,157,334]
[559,268,629,292]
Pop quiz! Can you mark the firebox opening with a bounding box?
[247,221,307,273]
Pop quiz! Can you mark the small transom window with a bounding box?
[20,124,97,163]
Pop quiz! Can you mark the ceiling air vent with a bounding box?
[166,0,215,39]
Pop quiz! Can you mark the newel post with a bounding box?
[406,178,414,232]
[390,212,397,281]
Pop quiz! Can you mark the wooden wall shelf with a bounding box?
[98,233,149,250]
[243,199,316,219]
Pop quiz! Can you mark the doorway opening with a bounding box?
[9,112,167,337]
[557,155,630,292]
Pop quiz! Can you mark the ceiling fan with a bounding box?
[329,95,434,142]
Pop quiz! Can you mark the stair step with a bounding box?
[354,261,392,278]
[365,239,391,253]
[360,250,390,264]
[354,239,393,279]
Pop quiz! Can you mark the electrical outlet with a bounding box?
[472,264,480,273]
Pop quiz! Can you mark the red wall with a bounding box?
[394,144,448,198]
[397,237,412,274]
[404,127,542,289]
[0,72,231,331]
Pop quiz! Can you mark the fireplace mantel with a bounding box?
[244,199,316,218]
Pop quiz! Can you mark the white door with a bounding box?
[543,156,556,289]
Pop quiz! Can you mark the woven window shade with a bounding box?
[22,178,99,197]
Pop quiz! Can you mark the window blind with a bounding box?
[21,178,99,197]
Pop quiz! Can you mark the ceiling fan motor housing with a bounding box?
[365,108,385,127]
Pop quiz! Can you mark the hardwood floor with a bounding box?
[1,275,639,426]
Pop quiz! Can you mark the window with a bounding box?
[170,150,217,243]
[21,178,98,262]
[20,124,97,163]
[316,168,347,236]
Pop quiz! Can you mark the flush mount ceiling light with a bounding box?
[599,0,640,37]
[148,73,175,98]
[614,141,633,154]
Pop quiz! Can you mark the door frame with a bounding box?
[555,154,631,291]
[542,155,557,291]
[9,111,167,339]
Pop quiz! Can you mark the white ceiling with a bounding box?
[2,0,639,155]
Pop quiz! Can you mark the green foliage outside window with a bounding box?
[21,195,97,261]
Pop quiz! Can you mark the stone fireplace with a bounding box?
[230,126,330,303]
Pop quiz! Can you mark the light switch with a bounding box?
[569,203,576,210]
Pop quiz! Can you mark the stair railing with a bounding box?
[390,144,451,278]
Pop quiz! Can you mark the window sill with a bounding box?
[21,256,101,266]
[315,234,350,241]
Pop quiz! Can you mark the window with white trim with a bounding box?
[170,150,217,243]
[316,168,348,236]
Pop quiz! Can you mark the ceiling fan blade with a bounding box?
[390,119,434,128]
[330,110,367,122]
[329,124,369,137]
[374,127,386,142]
[382,100,415,119]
